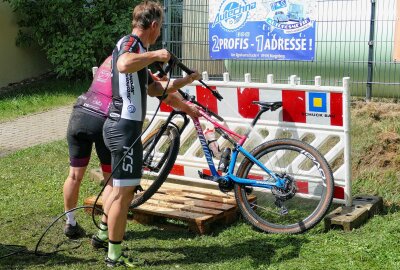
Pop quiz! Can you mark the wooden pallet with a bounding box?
[84,182,256,235]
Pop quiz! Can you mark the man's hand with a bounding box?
[184,103,202,118]
[185,71,201,84]
[154,49,171,63]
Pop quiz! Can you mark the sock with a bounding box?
[108,240,122,261]
[96,221,108,241]
[65,211,76,226]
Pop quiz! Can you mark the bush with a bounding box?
[4,0,142,78]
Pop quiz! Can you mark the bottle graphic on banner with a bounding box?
[204,123,221,158]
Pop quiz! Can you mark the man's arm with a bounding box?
[147,72,201,96]
[117,49,170,74]
[162,92,201,118]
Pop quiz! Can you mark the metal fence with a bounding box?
[162,0,400,99]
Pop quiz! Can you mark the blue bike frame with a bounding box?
[192,113,287,190]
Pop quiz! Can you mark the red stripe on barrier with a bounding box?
[282,90,306,123]
[203,170,263,180]
[170,164,184,176]
[248,174,263,180]
[296,181,309,194]
[202,168,212,176]
[160,102,173,112]
[237,87,260,119]
[196,85,218,114]
[334,186,345,200]
[330,92,343,126]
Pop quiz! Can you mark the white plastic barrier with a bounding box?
[144,74,351,206]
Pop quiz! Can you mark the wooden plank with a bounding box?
[145,198,223,215]
[149,193,234,211]
[154,182,256,204]
[154,181,235,198]
[156,188,237,204]
[135,203,212,222]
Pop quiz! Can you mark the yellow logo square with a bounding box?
[313,98,322,107]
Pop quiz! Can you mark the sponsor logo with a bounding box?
[265,1,314,34]
[109,112,120,118]
[122,146,134,173]
[193,119,214,163]
[126,74,134,102]
[212,0,257,32]
[301,150,326,180]
[308,92,327,113]
[127,105,136,113]
[270,0,287,11]
[97,70,111,83]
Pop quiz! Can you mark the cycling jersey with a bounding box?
[67,56,113,171]
[74,56,113,118]
[109,34,154,122]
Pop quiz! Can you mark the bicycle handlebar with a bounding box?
[177,89,225,122]
[156,50,223,101]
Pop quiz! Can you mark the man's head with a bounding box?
[132,1,163,45]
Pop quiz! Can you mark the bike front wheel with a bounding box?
[130,126,180,208]
[234,139,334,234]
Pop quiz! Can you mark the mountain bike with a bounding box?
[131,53,334,233]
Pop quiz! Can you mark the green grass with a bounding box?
[1,82,400,269]
[0,78,90,123]
[0,125,400,269]
[0,140,399,270]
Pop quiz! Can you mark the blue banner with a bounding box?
[209,0,316,61]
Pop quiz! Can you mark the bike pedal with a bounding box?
[245,187,253,194]
[198,170,214,180]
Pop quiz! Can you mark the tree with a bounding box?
[4,0,141,78]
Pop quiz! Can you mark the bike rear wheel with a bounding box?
[130,126,180,208]
[234,139,334,234]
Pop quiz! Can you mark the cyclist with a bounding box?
[63,56,113,239]
[101,0,201,267]
[63,58,200,241]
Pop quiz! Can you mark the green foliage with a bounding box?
[4,0,141,78]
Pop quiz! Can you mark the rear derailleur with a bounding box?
[272,174,297,215]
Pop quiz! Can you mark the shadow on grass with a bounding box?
[125,221,310,268]
[136,234,307,268]
[0,243,96,269]
[124,218,240,241]
[381,204,400,215]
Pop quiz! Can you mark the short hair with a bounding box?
[132,0,163,29]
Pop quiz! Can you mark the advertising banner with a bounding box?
[209,0,317,61]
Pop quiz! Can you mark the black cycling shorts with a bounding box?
[103,117,143,187]
[67,109,111,172]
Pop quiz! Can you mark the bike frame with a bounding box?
[190,105,287,189]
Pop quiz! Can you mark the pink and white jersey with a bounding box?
[74,56,113,118]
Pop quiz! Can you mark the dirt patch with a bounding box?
[360,131,400,168]
[352,101,400,121]
[352,101,400,171]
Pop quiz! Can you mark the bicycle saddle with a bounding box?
[252,101,282,111]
